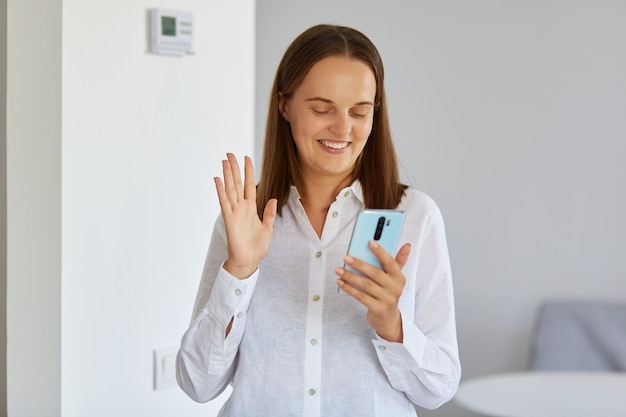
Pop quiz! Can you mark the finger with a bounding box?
[343,249,391,288]
[338,258,384,292]
[222,159,238,204]
[336,275,364,298]
[361,242,407,295]
[369,241,409,275]
[368,241,396,271]
[394,243,411,269]
[341,254,378,281]
[336,268,377,300]
[214,177,232,216]
[243,156,257,201]
[226,153,244,201]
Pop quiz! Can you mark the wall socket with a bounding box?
[153,345,178,390]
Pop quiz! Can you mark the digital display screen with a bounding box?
[161,16,176,36]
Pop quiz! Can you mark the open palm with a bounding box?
[214,153,277,279]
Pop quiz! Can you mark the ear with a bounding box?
[278,92,289,121]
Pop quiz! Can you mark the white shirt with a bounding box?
[177,182,461,417]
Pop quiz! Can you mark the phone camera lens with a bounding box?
[374,216,385,240]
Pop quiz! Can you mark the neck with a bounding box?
[298,173,352,212]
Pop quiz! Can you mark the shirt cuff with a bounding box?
[206,262,259,321]
[371,313,426,375]
[204,262,259,374]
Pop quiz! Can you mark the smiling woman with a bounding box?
[278,55,376,219]
[176,24,461,417]
[256,24,405,222]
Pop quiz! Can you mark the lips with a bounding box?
[318,140,350,150]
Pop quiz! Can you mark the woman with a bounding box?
[177,24,460,416]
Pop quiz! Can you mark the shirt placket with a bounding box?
[302,243,324,417]
[302,196,345,417]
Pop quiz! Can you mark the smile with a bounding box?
[318,140,350,150]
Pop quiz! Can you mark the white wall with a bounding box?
[256,2,626,416]
[61,1,255,415]
[7,0,254,416]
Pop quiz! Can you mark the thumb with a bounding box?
[395,243,411,269]
[262,198,278,229]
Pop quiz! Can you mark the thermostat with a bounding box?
[149,8,194,56]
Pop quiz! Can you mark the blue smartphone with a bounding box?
[339,209,406,294]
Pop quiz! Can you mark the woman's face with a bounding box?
[279,55,377,184]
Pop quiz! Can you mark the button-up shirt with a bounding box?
[177,182,460,416]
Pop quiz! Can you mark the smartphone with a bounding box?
[339,209,406,294]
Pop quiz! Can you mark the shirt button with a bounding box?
[234,289,242,296]
[332,211,338,218]
[315,251,322,258]
[344,191,350,197]
[236,312,243,318]
[308,388,316,396]
[312,295,320,302]
[310,339,318,346]
[378,345,387,351]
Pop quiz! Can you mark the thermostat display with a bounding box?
[149,8,194,56]
[161,16,176,36]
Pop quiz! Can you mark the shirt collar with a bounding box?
[287,180,365,207]
[347,181,365,205]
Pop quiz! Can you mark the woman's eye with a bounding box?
[350,106,372,118]
[312,108,331,115]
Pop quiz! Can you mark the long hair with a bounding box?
[257,24,405,217]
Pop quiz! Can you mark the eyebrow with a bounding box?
[305,97,374,106]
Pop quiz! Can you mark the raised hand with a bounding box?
[335,242,412,342]
[214,153,277,279]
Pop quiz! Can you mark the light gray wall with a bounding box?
[256,2,626,416]
[6,0,62,415]
[0,0,7,411]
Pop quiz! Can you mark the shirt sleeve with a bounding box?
[176,216,259,403]
[371,205,461,410]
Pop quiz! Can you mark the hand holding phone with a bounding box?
[339,209,406,294]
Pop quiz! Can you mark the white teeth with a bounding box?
[319,140,349,150]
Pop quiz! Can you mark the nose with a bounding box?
[328,112,351,137]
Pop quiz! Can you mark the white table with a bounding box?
[454,371,626,417]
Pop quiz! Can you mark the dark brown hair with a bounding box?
[257,24,405,217]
